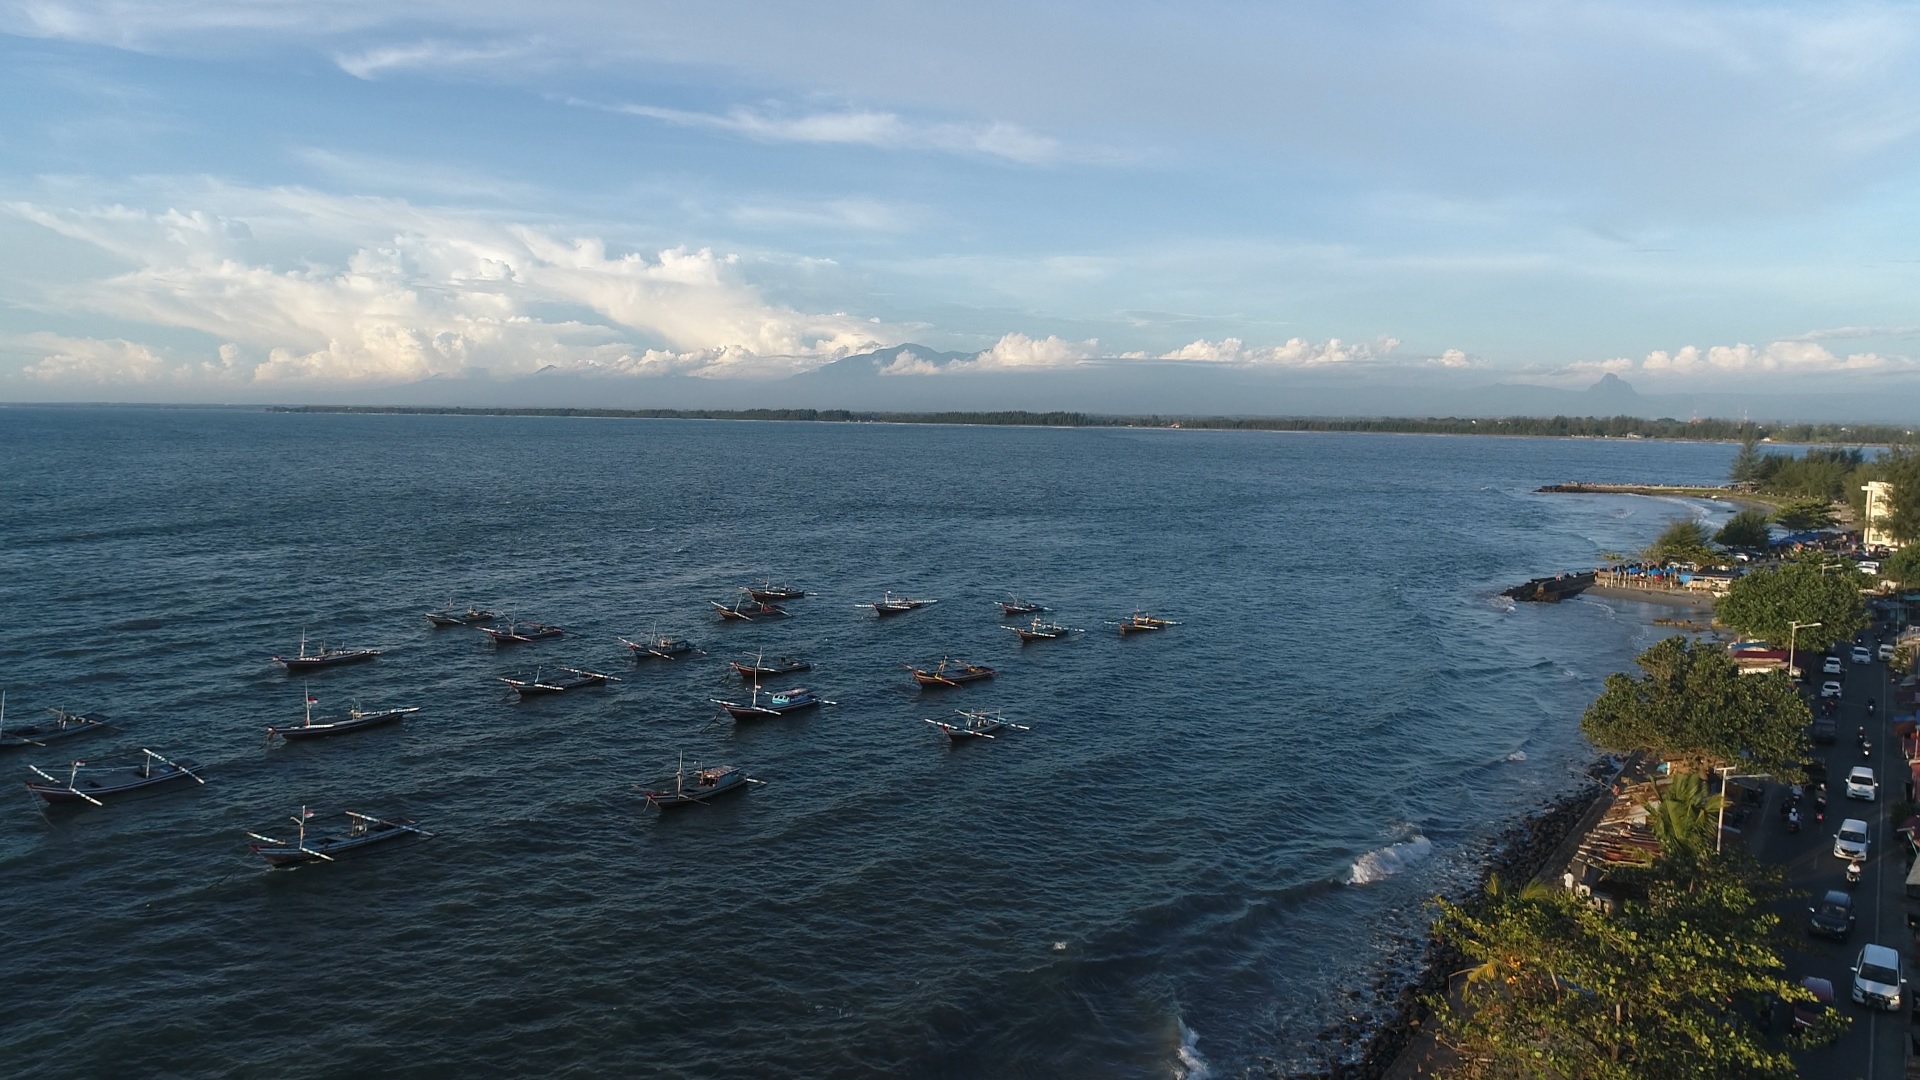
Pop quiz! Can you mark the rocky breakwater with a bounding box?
[1260,773,1612,1080]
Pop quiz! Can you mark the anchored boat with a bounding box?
[26,749,204,806]
[640,755,761,809]
[924,709,1030,743]
[247,808,431,867]
[1117,611,1179,636]
[999,597,1048,616]
[909,658,995,687]
[425,601,496,627]
[273,632,380,672]
[729,655,811,680]
[711,595,790,621]
[747,582,808,602]
[868,592,935,617]
[713,683,824,720]
[268,693,419,741]
[620,632,697,660]
[479,619,565,644]
[0,694,112,750]
[1005,618,1081,643]
[499,666,619,697]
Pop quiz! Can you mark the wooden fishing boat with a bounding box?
[711,597,789,621]
[924,709,1030,743]
[868,592,935,617]
[730,656,811,680]
[248,808,431,867]
[479,619,565,644]
[747,582,808,602]
[999,597,1048,616]
[25,749,204,806]
[640,755,760,809]
[0,694,112,750]
[273,632,380,672]
[425,602,496,627]
[713,683,824,720]
[1117,611,1179,636]
[1005,618,1080,643]
[620,633,697,660]
[267,694,420,742]
[499,666,619,697]
[909,658,996,687]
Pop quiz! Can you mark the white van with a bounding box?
[1852,943,1905,1009]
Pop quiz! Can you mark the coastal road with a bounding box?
[1759,635,1909,1079]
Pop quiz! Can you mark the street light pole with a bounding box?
[1789,620,1822,682]
[1715,767,1772,854]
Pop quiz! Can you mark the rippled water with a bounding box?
[0,409,1739,1078]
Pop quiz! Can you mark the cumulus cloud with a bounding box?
[598,101,1067,165]
[7,186,890,386]
[20,333,170,383]
[1143,335,1458,367]
[1564,340,1914,381]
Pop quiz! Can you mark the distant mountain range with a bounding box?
[21,342,1920,424]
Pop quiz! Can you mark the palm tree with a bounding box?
[1644,772,1724,863]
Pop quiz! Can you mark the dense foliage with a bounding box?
[1770,498,1838,532]
[1642,519,1718,566]
[1716,563,1869,651]
[270,406,1920,444]
[1432,848,1830,1080]
[1885,545,1920,589]
[1713,509,1771,550]
[1580,637,1811,777]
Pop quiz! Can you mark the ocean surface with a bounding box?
[0,409,1744,1079]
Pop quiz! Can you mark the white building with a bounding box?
[1862,480,1900,550]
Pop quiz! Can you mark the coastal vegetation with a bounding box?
[1731,440,1920,542]
[1579,637,1811,780]
[1714,561,1870,651]
[1711,509,1771,550]
[1640,520,1718,567]
[270,406,1920,446]
[1884,545,1920,589]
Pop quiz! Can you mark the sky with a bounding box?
[3,1,1920,407]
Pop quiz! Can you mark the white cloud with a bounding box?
[876,349,943,376]
[598,101,1068,166]
[957,332,1098,371]
[20,333,169,382]
[335,39,531,80]
[1152,336,1405,367]
[6,185,891,386]
[1565,339,1915,381]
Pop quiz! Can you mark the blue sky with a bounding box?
[3,1,1920,402]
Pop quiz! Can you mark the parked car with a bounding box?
[1821,681,1844,698]
[1881,642,1898,661]
[1808,890,1857,939]
[1851,943,1906,1010]
[1851,646,1872,665]
[1824,656,1845,675]
[1834,819,1870,860]
[1847,767,1879,801]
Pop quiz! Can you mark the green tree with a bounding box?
[1713,509,1771,550]
[1644,519,1717,566]
[1581,637,1811,777]
[1884,545,1920,589]
[1728,435,1764,485]
[1882,451,1920,544]
[1715,562,1869,651]
[1430,854,1823,1080]
[1771,498,1838,532]
[1643,772,1723,865]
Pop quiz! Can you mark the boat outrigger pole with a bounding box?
[28,761,103,806]
[142,748,206,785]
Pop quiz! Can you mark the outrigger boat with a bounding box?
[639,753,762,810]
[267,693,419,742]
[711,595,789,621]
[26,749,204,806]
[619,632,697,660]
[729,655,811,680]
[924,709,1030,743]
[273,632,380,672]
[247,808,431,867]
[999,597,1049,616]
[747,582,808,602]
[1117,611,1179,636]
[0,694,112,750]
[425,601,496,627]
[908,657,996,687]
[479,619,565,644]
[499,666,619,697]
[713,682,825,720]
[1005,618,1081,643]
[868,592,935,617]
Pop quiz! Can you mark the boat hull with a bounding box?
[481,625,563,644]
[730,661,810,680]
[26,762,199,805]
[251,822,420,866]
[644,773,750,808]
[270,708,416,741]
[276,651,380,672]
[0,713,111,749]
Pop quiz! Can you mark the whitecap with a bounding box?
[1347,835,1434,885]
[1172,1019,1210,1079]
[1506,750,1528,762]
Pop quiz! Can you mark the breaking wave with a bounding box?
[1347,836,1434,885]
[1172,1019,1210,1079]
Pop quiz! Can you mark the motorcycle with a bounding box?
[1786,807,1802,834]
[1846,859,1863,887]
[1814,783,1828,822]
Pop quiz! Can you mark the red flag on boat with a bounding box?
[307,694,318,704]
[303,809,315,818]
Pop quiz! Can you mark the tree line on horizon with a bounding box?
[269,406,1920,445]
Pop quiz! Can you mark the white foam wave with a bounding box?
[1172,1019,1210,1079]
[1507,750,1528,762]
[1347,835,1434,885]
